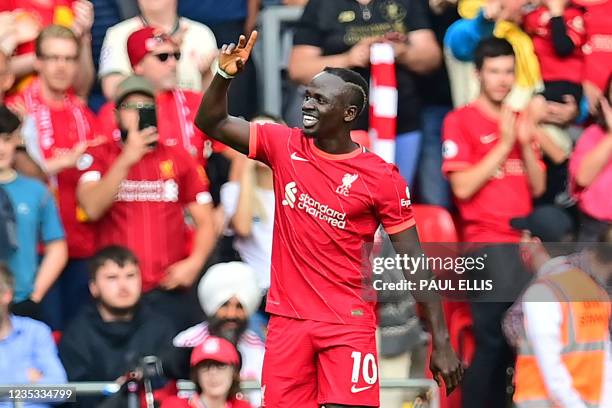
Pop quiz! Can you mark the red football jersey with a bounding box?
[577,0,612,90]
[442,104,540,243]
[97,90,225,168]
[523,6,585,84]
[80,141,211,291]
[8,91,100,258]
[248,123,415,328]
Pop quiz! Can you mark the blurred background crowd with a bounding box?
[0,0,611,407]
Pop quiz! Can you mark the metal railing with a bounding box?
[257,5,303,116]
[1,378,439,407]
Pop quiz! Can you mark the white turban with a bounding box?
[198,262,262,318]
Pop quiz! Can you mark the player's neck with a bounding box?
[313,134,359,155]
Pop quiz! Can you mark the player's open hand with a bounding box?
[430,340,464,395]
[218,31,258,77]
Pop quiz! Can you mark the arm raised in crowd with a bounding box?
[77,128,157,221]
[194,32,258,154]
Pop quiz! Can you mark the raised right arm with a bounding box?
[194,32,259,155]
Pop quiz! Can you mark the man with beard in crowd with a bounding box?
[58,245,176,407]
[164,262,264,406]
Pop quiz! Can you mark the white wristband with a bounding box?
[213,59,235,79]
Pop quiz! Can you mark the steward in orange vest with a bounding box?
[514,266,610,408]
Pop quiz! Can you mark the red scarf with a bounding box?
[369,43,397,164]
[22,79,90,158]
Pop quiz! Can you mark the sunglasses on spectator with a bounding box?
[152,52,181,62]
[39,54,79,63]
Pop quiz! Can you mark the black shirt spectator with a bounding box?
[292,0,434,134]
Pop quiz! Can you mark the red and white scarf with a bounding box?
[22,79,90,188]
[23,79,90,158]
[369,43,397,164]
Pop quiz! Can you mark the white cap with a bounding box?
[197,262,262,318]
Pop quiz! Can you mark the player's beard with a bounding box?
[207,314,248,345]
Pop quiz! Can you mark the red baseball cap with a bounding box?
[190,336,240,367]
[127,26,176,68]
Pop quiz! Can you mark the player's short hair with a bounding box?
[89,245,139,281]
[474,37,515,70]
[35,24,80,58]
[0,105,21,135]
[323,67,369,115]
[0,262,14,293]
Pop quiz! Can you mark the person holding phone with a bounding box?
[76,75,217,331]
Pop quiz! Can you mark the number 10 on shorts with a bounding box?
[351,351,378,385]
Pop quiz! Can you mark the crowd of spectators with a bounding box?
[0,0,610,407]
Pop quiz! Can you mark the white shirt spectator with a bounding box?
[221,181,274,292]
[98,16,217,92]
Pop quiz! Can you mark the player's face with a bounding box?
[302,72,352,137]
[478,55,515,104]
[195,362,235,399]
[89,261,142,312]
[0,132,18,171]
[35,37,79,94]
[136,42,179,91]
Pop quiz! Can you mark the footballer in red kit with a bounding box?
[195,31,463,408]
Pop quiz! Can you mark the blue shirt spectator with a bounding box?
[178,0,247,26]
[0,176,64,303]
[0,315,67,408]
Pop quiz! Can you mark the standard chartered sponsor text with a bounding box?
[297,192,347,229]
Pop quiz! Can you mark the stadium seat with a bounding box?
[411,204,459,243]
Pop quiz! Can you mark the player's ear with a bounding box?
[344,105,359,123]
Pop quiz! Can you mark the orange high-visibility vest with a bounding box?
[514,268,610,408]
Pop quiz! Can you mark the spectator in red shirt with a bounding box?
[6,25,102,330]
[0,0,94,98]
[442,37,546,408]
[523,0,586,104]
[76,75,216,330]
[161,336,252,408]
[97,27,223,170]
[574,0,612,113]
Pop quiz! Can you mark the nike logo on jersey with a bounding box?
[351,385,373,393]
[480,133,498,144]
[290,152,309,162]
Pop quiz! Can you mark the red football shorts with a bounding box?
[261,315,380,408]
